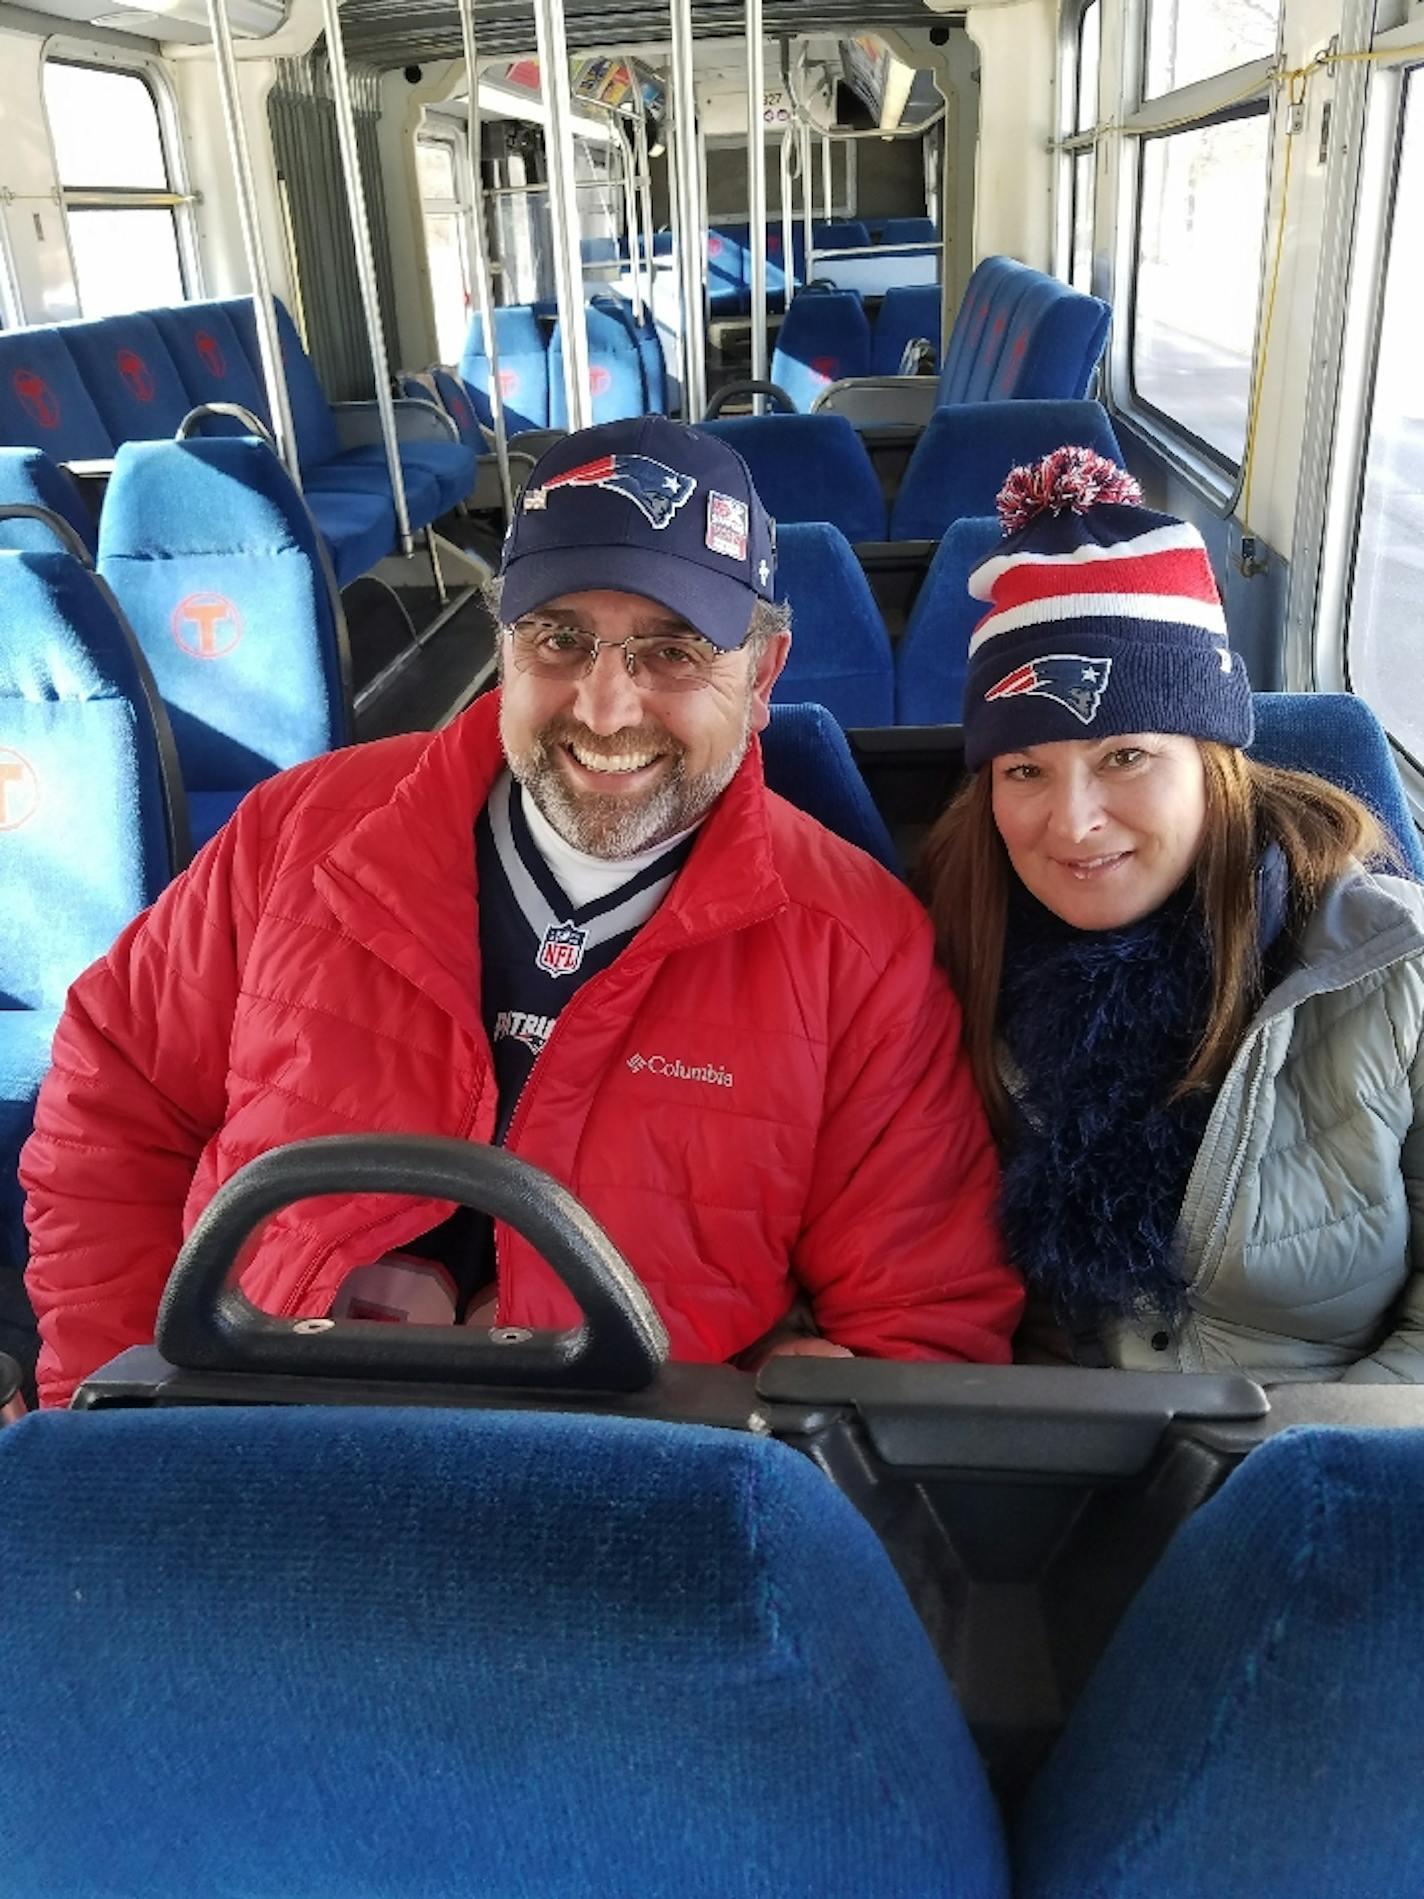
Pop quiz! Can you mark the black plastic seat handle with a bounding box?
[155,1136,669,1394]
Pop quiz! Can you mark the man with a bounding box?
[21,416,1020,1407]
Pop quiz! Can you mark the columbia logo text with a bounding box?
[626,1052,733,1088]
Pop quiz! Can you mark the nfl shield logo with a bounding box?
[537,921,588,978]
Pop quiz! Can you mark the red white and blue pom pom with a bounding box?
[995,446,1143,535]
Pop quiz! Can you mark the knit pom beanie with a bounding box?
[961,445,1253,770]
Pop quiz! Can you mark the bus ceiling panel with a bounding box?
[337,0,961,69]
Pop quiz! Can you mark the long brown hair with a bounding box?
[924,744,1389,1139]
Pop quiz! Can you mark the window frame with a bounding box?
[416,122,474,367]
[1126,94,1276,477]
[1056,0,1102,290]
[1108,13,1281,505]
[1313,37,1424,801]
[40,43,201,315]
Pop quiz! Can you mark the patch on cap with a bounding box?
[521,453,696,529]
[705,490,749,562]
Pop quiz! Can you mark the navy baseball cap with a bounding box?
[498,415,777,650]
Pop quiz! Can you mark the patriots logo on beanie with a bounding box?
[985,654,1112,724]
[961,445,1253,771]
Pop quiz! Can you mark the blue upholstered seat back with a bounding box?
[1248,692,1424,878]
[0,549,174,1009]
[459,305,549,434]
[423,367,480,447]
[98,437,350,847]
[763,704,899,874]
[699,413,886,543]
[876,216,937,245]
[0,448,96,556]
[0,1405,1007,1896]
[0,543,179,1349]
[890,399,1124,542]
[549,305,645,427]
[896,515,1004,725]
[1016,1427,1424,1897]
[773,523,895,728]
[872,284,945,375]
[939,257,1110,406]
[771,290,872,411]
[590,294,668,415]
[149,301,274,432]
[56,313,194,446]
[0,326,115,460]
[706,224,748,316]
[217,296,344,471]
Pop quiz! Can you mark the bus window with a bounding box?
[417,133,471,366]
[1144,0,1281,100]
[1132,107,1271,465]
[1346,73,1424,765]
[42,60,189,318]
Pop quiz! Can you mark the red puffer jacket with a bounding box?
[22,694,1020,1407]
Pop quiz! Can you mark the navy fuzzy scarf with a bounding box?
[997,884,1215,1328]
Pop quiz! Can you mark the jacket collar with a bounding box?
[314,691,786,1034]
[1252,864,1424,1026]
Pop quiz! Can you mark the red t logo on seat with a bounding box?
[0,750,38,831]
[195,331,227,378]
[171,593,243,659]
[13,370,60,430]
[116,350,155,403]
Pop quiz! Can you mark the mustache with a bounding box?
[536,714,684,763]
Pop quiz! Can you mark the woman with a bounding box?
[925,446,1424,1383]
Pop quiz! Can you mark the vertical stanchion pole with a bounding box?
[798,112,813,281]
[321,0,412,552]
[455,2,512,517]
[820,129,833,224]
[779,128,793,303]
[614,117,643,324]
[668,0,706,420]
[744,0,768,409]
[202,0,301,486]
[532,0,591,430]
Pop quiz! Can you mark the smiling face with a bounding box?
[989,732,1209,930]
[498,587,789,858]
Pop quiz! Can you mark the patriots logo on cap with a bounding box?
[523,454,696,530]
[985,655,1112,725]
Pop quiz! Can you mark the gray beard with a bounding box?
[506,712,751,859]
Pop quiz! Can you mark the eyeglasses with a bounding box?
[506,616,744,694]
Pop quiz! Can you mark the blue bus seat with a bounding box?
[590,294,668,415]
[0,1405,1008,1897]
[459,304,550,435]
[549,305,645,427]
[876,217,937,245]
[428,367,483,447]
[872,285,944,376]
[55,312,196,446]
[771,291,873,412]
[773,523,895,728]
[698,412,887,543]
[1249,692,1424,879]
[890,399,1124,542]
[0,447,96,556]
[1016,1426,1424,1898]
[98,437,354,850]
[896,516,1004,725]
[149,301,274,433]
[939,257,1110,405]
[0,539,183,1381]
[706,224,749,317]
[219,298,473,523]
[0,326,115,461]
[762,703,901,876]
